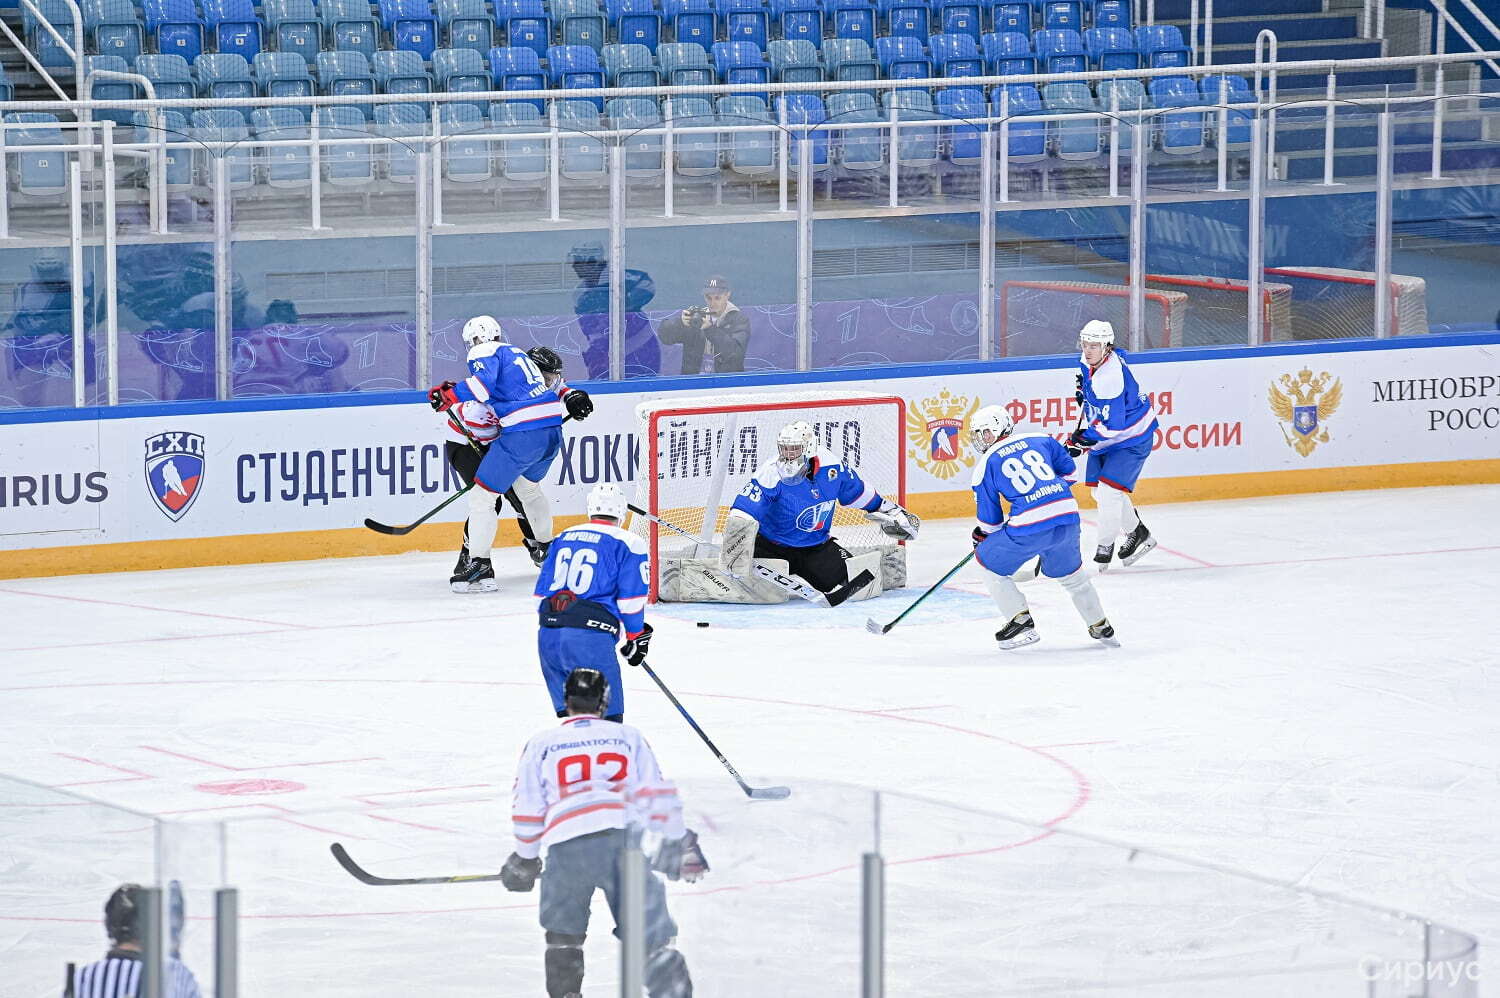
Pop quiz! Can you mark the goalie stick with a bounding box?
[329,843,506,886]
[639,660,791,800]
[866,551,974,635]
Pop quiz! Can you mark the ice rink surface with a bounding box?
[3,484,1498,996]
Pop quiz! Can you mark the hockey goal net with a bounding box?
[1264,267,1430,339]
[1143,274,1293,345]
[999,280,1187,356]
[629,392,907,602]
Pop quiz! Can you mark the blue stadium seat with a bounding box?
[142,0,204,63]
[313,106,375,185]
[713,41,769,88]
[993,2,1029,33]
[252,107,311,187]
[82,0,144,63]
[875,36,930,79]
[373,50,435,93]
[878,0,928,40]
[132,109,193,188]
[322,0,380,56]
[196,53,255,100]
[822,37,877,81]
[189,108,255,188]
[254,51,314,101]
[495,0,550,57]
[1199,73,1252,147]
[380,0,439,60]
[1042,81,1100,159]
[263,0,321,65]
[439,103,493,182]
[826,0,875,46]
[1096,77,1147,150]
[658,42,715,86]
[438,0,494,51]
[317,51,377,106]
[992,81,1045,162]
[491,101,549,182]
[489,45,547,106]
[982,31,1035,74]
[767,39,822,83]
[1040,0,1081,30]
[935,85,984,165]
[1034,28,1086,73]
[607,0,661,51]
[718,94,774,176]
[663,0,716,49]
[202,0,263,60]
[25,0,80,68]
[546,44,606,91]
[557,99,606,181]
[1084,26,1137,70]
[771,0,822,48]
[375,103,427,181]
[1136,24,1189,68]
[0,66,12,103]
[827,91,883,171]
[136,54,196,101]
[6,112,67,195]
[721,0,769,50]
[554,0,607,51]
[669,96,719,176]
[602,43,660,87]
[435,47,491,112]
[783,92,829,170]
[934,0,980,42]
[1093,0,1129,28]
[1148,76,1205,153]
[84,55,136,123]
[609,97,664,176]
[929,33,983,76]
[883,88,939,167]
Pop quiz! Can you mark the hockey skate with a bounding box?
[995,611,1039,650]
[1117,521,1156,567]
[450,557,497,593]
[1093,544,1114,570]
[1089,619,1120,648]
[452,546,469,575]
[523,538,550,567]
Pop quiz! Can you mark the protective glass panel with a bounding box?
[0,243,87,409]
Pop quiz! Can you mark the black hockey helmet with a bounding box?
[527,346,564,376]
[105,884,144,944]
[563,668,609,716]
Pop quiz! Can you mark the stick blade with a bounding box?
[363,518,405,536]
[865,618,887,635]
[748,786,792,800]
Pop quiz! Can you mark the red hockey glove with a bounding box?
[971,526,990,549]
[428,381,460,413]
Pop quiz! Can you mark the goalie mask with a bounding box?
[775,421,816,481]
[969,405,1014,452]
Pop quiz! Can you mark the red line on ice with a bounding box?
[0,586,310,628]
[53,753,155,786]
[140,745,381,772]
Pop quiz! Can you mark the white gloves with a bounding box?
[866,499,920,541]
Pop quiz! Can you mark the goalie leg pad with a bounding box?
[509,475,554,542]
[719,513,758,578]
[660,558,788,603]
[544,931,586,998]
[841,550,883,602]
[645,944,693,998]
[875,543,907,590]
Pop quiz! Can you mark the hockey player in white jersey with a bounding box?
[1070,320,1159,570]
[503,667,706,998]
[970,404,1118,650]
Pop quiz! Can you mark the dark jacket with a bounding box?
[657,304,750,374]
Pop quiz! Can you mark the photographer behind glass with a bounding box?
[656,275,749,375]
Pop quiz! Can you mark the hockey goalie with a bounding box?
[661,420,919,606]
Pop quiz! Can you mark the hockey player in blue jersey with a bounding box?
[534,483,653,721]
[429,316,593,593]
[970,404,1118,650]
[719,420,919,604]
[1069,320,1159,570]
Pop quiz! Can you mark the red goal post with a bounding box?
[629,392,908,602]
[999,280,1187,356]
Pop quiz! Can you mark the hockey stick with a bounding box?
[638,660,791,801]
[329,842,506,886]
[865,551,974,635]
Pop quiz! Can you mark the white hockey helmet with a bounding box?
[586,483,628,523]
[462,315,505,349]
[969,404,1014,450]
[1079,319,1116,347]
[775,420,815,480]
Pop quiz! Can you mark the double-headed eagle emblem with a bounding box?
[1268,368,1343,457]
[907,390,980,479]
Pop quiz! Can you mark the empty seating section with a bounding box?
[373,49,435,93]
[136,53,195,99]
[316,105,375,184]
[322,0,379,56]
[603,43,659,87]
[202,0,262,60]
[768,38,821,83]
[670,96,718,175]
[134,109,192,188]
[84,54,137,121]
[7,112,68,195]
[495,0,550,57]
[491,101,548,181]
[264,0,320,63]
[255,50,313,101]
[610,96,663,175]
[438,0,493,52]
[379,0,438,60]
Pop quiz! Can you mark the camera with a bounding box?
[683,305,712,326]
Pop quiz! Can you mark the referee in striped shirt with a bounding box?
[68,884,202,998]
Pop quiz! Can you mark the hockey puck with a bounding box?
[696,621,710,628]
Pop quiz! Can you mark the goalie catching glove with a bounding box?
[620,622,653,667]
[500,852,542,892]
[651,829,709,883]
[865,498,920,541]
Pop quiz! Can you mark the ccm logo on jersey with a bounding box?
[795,500,838,533]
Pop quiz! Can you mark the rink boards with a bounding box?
[2,333,1498,578]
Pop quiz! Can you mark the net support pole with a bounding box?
[0,126,10,240]
[1127,119,1146,352]
[103,120,119,406]
[796,132,812,371]
[430,113,445,228]
[1216,77,1228,192]
[1248,115,1266,345]
[1321,72,1337,186]
[215,888,238,998]
[309,111,324,230]
[978,127,996,362]
[1374,111,1393,339]
[663,97,676,219]
[778,98,790,213]
[619,848,646,996]
[998,87,1011,204]
[609,143,626,381]
[213,154,231,401]
[1108,89,1120,198]
[887,100,899,208]
[69,158,85,408]
[415,148,433,389]
[860,851,885,998]
[548,102,562,222]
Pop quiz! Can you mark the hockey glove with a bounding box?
[972,525,991,550]
[500,852,542,892]
[428,381,460,413]
[620,623,653,667]
[651,829,709,883]
[866,499,920,541]
[562,388,594,421]
[1074,372,1085,404]
[1067,429,1096,451]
